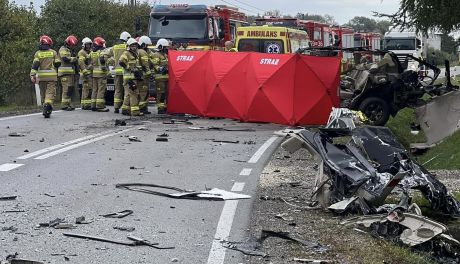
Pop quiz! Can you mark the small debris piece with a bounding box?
[275,213,294,222]
[63,233,175,249]
[138,126,148,130]
[128,136,141,142]
[171,258,179,262]
[54,223,77,229]
[75,216,92,224]
[293,258,332,263]
[101,210,133,218]
[243,140,256,145]
[39,138,45,142]
[129,166,145,170]
[188,127,204,130]
[39,218,65,228]
[156,137,169,142]
[113,226,135,232]
[24,149,29,153]
[0,196,17,201]
[114,119,127,126]
[44,193,56,198]
[2,226,18,232]
[8,132,25,137]
[212,140,239,144]
[3,210,25,213]
[157,133,169,137]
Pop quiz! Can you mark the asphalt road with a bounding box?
[0,108,284,264]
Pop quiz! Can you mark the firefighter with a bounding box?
[119,38,143,116]
[152,38,169,114]
[89,37,110,112]
[138,35,154,114]
[30,35,61,118]
[58,35,78,111]
[224,40,237,52]
[79,37,93,110]
[105,31,131,113]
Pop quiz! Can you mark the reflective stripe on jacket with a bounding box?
[30,49,60,81]
[90,50,108,78]
[119,50,140,81]
[58,46,77,76]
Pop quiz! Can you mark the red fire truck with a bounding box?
[149,4,248,50]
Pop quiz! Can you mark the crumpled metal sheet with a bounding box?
[415,90,460,145]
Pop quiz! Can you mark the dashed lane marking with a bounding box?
[0,163,24,172]
[248,136,278,164]
[206,182,245,264]
[34,127,136,160]
[239,168,252,176]
[0,110,64,121]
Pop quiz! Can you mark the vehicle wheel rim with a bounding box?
[365,102,384,122]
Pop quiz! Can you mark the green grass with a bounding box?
[386,108,427,148]
[416,131,460,170]
[0,104,41,114]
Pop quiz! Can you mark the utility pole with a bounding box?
[128,0,136,7]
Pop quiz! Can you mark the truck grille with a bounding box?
[395,54,414,69]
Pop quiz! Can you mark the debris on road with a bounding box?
[212,140,239,144]
[0,196,17,201]
[39,138,45,142]
[39,218,65,228]
[128,136,141,142]
[243,140,256,145]
[116,183,251,201]
[63,233,174,249]
[156,137,169,142]
[114,119,126,126]
[293,258,332,263]
[163,119,193,125]
[101,210,133,219]
[157,133,169,137]
[75,216,92,224]
[129,166,145,170]
[8,132,25,137]
[2,226,18,232]
[113,226,135,232]
[137,126,148,130]
[43,193,55,198]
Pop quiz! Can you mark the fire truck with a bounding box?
[353,32,382,63]
[149,4,248,50]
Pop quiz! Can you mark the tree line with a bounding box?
[0,0,149,106]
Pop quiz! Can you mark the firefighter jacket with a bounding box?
[119,50,141,82]
[58,46,77,76]
[105,42,127,76]
[30,48,61,82]
[152,51,168,81]
[138,48,153,78]
[90,49,109,78]
[78,48,91,77]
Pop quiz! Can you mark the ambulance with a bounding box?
[235,26,310,54]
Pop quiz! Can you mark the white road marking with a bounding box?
[0,111,64,121]
[0,163,24,172]
[248,136,278,164]
[231,182,245,192]
[207,182,246,264]
[34,127,136,160]
[18,132,109,160]
[239,168,252,176]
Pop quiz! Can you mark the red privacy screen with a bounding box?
[167,50,340,126]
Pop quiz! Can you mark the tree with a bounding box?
[344,16,377,32]
[295,13,337,25]
[376,0,460,33]
[440,34,458,54]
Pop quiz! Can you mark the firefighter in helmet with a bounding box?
[58,35,78,111]
[78,37,93,110]
[152,38,169,114]
[30,35,61,118]
[119,38,143,116]
[89,37,110,112]
[138,35,154,114]
[105,31,131,113]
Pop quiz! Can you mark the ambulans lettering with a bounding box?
[246,31,278,38]
[259,58,280,65]
[176,55,194,61]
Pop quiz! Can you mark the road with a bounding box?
[0,108,284,263]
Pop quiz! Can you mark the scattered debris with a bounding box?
[156,137,169,142]
[3,210,25,213]
[39,218,65,228]
[39,138,45,142]
[243,140,256,145]
[137,126,148,130]
[43,193,55,198]
[208,127,256,132]
[23,149,29,153]
[114,119,127,126]
[128,136,141,142]
[116,183,251,201]
[2,226,18,232]
[75,216,92,224]
[163,119,193,125]
[63,233,174,249]
[157,133,169,137]
[54,223,77,229]
[129,166,145,170]
[101,210,133,219]
[8,132,25,137]
[212,140,239,144]
[275,213,294,222]
[113,226,135,232]
[293,258,332,263]
[0,196,17,201]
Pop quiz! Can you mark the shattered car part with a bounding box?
[0,196,17,201]
[101,210,133,218]
[115,183,250,201]
[325,107,365,130]
[39,218,65,228]
[63,233,174,249]
[113,226,135,232]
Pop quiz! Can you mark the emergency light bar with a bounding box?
[169,4,189,9]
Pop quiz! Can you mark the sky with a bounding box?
[14,0,400,24]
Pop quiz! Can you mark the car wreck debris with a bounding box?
[0,196,17,201]
[38,218,65,228]
[113,226,135,232]
[63,233,174,249]
[101,210,133,218]
[116,183,251,201]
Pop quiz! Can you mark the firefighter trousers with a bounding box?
[122,81,141,116]
[59,74,75,108]
[39,81,56,107]
[156,80,168,111]
[91,77,107,109]
[114,75,124,110]
[81,77,92,109]
[138,79,149,112]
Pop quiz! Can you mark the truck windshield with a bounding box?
[238,39,284,54]
[149,15,207,39]
[384,38,416,50]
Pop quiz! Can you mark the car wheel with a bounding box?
[359,97,390,126]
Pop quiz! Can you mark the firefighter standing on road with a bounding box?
[79,37,93,110]
[105,31,131,113]
[152,38,169,114]
[58,35,78,111]
[30,35,61,118]
[90,37,110,112]
[119,38,143,116]
[138,36,154,114]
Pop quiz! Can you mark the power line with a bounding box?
[220,0,259,15]
[226,0,266,13]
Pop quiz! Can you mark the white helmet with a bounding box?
[156,38,170,49]
[120,31,131,42]
[139,36,152,46]
[126,38,138,47]
[82,37,92,46]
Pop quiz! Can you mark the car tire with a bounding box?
[359,97,390,126]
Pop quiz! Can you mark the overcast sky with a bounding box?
[14,0,400,24]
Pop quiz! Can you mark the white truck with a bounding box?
[383,29,424,70]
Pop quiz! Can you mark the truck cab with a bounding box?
[383,30,423,70]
